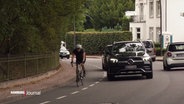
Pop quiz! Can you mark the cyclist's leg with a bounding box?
[77,60,85,77]
[83,59,86,75]
[81,63,86,77]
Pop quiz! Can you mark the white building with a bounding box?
[126,0,184,43]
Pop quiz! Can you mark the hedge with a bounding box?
[66,31,132,55]
[156,48,166,56]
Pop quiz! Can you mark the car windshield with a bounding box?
[112,42,145,54]
[169,44,184,51]
[143,41,153,48]
[60,47,67,51]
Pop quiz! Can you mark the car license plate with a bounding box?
[177,54,184,57]
[125,65,137,69]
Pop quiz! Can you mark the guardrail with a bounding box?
[0,53,59,82]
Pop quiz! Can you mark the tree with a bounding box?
[0,0,86,55]
[87,0,135,30]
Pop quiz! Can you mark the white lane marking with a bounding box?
[89,84,95,87]
[95,81,100,84]
[56,95,67,100]
[71,91,79,95]
[82,87,88,90]
[40,101,51,104]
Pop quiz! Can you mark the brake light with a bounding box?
[167,52,172,57]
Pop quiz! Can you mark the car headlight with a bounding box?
[143,57,151,62]
[110,58,118,63]
[66,51,70,54]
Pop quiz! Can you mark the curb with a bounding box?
[156,59,163,61]
[86,56,101,59]
[0,65,61,89]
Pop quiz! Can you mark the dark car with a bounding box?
[106,41,153,80]
[102,44,112,70]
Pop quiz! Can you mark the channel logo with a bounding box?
[10,90,41,96]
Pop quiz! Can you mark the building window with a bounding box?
[156,0,160,18]
[137,28,140,32]
[136,28,141,39]
[137,33,141,39]
[156,27,160,42]
[149,27,154,40]
[149,1,154,18]
[140,3,144,21]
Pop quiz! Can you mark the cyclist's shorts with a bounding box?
[76,59,86,64]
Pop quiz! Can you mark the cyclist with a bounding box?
[71,44,86,77]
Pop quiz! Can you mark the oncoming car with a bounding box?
[59,47,70,59]
[163,42,184,70]
[106,41,153,80]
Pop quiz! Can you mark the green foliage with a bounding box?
[155,42,161,48]
[0,0,86,55]
[156,48,166,56]
[87,0,135,30]
[154,43,166,56]
[66,31,132,54]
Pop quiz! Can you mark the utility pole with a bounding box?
[74,14,76,48]
[73,0,76,48]
[160,0,163,56]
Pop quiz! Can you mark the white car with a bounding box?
[163,42,184,70]
[59,47,70,59]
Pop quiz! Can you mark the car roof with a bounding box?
[170,42,184,45]
[113,41,140,44]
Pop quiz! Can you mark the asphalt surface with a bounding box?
[7,57,184,104]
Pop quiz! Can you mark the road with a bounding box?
[8,58,184,104]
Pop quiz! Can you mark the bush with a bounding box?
[156,48,166,56]
[155,43,161,48]
[66,31,132,55]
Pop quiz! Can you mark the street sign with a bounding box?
[162,33,173,49]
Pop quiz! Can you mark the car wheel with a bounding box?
[107,69,114,81]
[163,61,171,71]
[152,57,156,62]
[67,55,70,59]
[102,64,105,70]
[107,74,114,81]
[163,64,167,71]
[146,72,153,79]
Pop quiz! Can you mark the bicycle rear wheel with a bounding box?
[80,71,84,86]
[76,64,83,87]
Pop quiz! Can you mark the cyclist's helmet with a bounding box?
[76,44,82,49]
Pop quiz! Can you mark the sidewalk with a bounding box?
[86,55,101,59]
[156,56,163,61]
[0,60,75,104]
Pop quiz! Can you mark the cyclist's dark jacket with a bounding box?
[73,48,85,64]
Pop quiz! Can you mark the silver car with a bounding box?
[163,42,184,70]
[142,40,156,61]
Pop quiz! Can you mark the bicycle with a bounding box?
[71,62,84,87]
